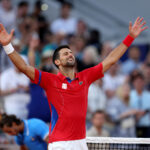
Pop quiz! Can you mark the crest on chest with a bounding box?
[62,83,67,89]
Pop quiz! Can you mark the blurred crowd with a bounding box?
[0,0,150,145]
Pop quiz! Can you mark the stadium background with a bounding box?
[0,0,150,149]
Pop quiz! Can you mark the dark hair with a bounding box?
[52,45,70,68]
[18,1,29,8]
[130,72,144,83]
[61,1,73,9]
[92,110,105,118]
[0,114,22,129]
[35,0,42,9]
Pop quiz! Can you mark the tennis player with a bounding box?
[0,113,49,150]
[0,17,147,150]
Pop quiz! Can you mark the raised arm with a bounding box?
[102,17,148,73]
[0,24,35,80]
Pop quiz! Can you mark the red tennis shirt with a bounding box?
[32,63,104,143]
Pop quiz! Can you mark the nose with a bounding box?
[68,53,74,58]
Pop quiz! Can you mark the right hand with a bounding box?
[0,24,14,46]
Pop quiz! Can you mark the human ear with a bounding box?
[55,59,60,66]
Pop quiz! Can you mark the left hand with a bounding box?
[129,17,148,38]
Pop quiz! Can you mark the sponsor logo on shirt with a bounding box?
[62,83,67,89]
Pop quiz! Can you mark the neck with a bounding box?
[136,89,143,95]
[95,126,102,133]
[19,121,24,133]
[59,67,75,80]
[123,97,129,105]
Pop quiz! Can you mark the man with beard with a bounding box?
[0,17,148,150]
[0,113,49,150]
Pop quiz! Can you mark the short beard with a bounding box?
[65,61,75,68]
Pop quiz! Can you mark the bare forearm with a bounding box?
[8,51,35,80]
[119,110,135,119]
[8,51,27,72]
[0,89,17,96]
[108,43,127,62]
[102,43,128,72]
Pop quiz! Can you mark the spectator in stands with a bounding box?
[76,19,88,38]
[87,29,102,54]
[74,36,86,60]
[88,79,106,112]
[76,46,99,71]
[106,83,141,137]
[143,63,150,91]
[0,38,22,73]
[0,0,16,72]
[0,0,16,32]
[140,52,150,91]
[51,1,77,35]
[0,47,13,73]
[0,56,30,119]
[15,1,29,39]
[40,49,57,73]
[103,63,126,99]
[87,79,106,128]
[121,46,141,74]
[86,110,109,137]
[101,41,116,61]
[31,1,50,45]
[17,1,29,20]
[0,113,49,150]
[32,0,43,19]
[130,72,150,137]
[27,33,41,68]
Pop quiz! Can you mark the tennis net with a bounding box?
[86,137,150,150]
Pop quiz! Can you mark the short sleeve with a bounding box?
[30,68,40,84]
[32,119,49,140]
[80,63,104,85]
[15,135,24,145]
[30,69,54,90]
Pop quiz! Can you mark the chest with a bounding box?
[132,93,150,109]
[50,78,87,93]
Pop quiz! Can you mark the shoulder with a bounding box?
[143,90,150,98]
[27,119,47,130]
[87,126,99,137]
[51,18,62,25]
[67,17,77,23]
[28,118,45,125]
[41,71,57,79]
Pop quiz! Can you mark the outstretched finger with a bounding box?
[129,21,132,31]
[10,29,14,38]
[135,17,140,24]
[139,17,144,24]
[0,23,5,31]
[141,26,148,32]
[140,21,146,27]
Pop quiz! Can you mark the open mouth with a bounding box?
[68,58,74,61]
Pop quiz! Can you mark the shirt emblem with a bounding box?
[62,83,67,89]
[79,81,83,85]
[31,137,35,141]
